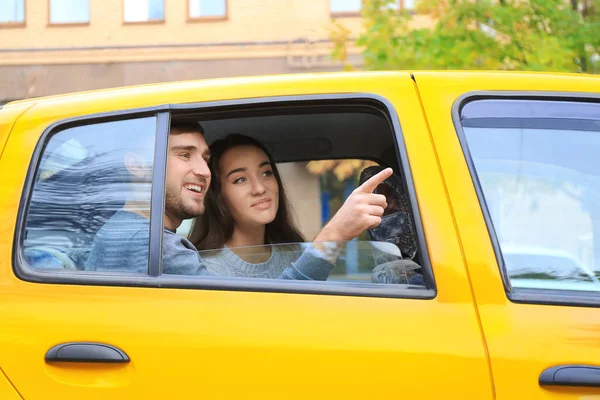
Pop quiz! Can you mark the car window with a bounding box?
[196,240,420,283]
[182,158,423,284]
[18,99,433,296]
[460,98,600,292]
[174,105,427,288]
[23,116,157,273]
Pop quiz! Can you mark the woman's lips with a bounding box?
[251,199,272,210]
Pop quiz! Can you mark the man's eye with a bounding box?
[179,153,190,159]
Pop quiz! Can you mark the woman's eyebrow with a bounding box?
[259,161,271,168]
[227,167,246,177]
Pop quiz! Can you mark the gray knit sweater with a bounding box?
[200,245,307,279]
[86,211,334,280]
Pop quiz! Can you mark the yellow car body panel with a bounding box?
[415,71,600,399]
[0,368,22,400]
[0,72,493,399]
[0,103,32,161]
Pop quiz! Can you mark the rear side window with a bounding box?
[23,117,157,273]
[459,99,600,293]
[16,97,435,299]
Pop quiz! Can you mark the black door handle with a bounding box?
[46,342,130,363]
[540,365,600,388]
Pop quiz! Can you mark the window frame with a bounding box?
[452,91,600,308]
[14,94,435,300]
[186,0,228,22]
[48,0,90,26]
[122,0,165,25]
[0,0,26,28]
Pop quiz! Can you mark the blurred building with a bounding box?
[0,0,420,104]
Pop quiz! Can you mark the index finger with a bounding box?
[356,168,393,194]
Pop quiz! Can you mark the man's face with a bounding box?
[164,131,211,230]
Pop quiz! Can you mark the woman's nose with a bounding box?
[250,178,266,195]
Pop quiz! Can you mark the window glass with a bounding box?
[24,117,157,274]
[331,0,361,13]
[196,241,420,284]
[188,0,226,18]
[179,156,423,286]
[124,0,164,22]
[0,0,24,23]
[461,99,600,292]
[50,0,89,24]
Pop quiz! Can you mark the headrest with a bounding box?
[359,166,417,260]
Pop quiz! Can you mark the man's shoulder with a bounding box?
[96,210,149,239]
[162,229,197,252]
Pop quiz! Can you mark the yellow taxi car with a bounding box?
[0,71,599,399]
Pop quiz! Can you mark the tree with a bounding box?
[332,0,600,73]
[307,0,598,185]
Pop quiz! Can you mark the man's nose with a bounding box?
[192,157,211,178]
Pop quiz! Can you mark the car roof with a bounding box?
[3,70,597,110]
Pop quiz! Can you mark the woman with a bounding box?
[190,134,325,279]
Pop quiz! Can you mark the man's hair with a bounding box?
[119,120,204,185]
[170,120,205,135]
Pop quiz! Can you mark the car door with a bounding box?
[417,71,600,399]
[0,74,493,399]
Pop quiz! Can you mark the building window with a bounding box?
[0,0,25,25]
[331,0,362,14]
[124,0,164,23]
[49,0,89,24]
[188,0,227,20]
[402,0,414,10]
[330,0,411,15]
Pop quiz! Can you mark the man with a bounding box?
[86,120,392,278]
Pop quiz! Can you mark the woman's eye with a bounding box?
[233,177,246,184]
[263,170,274,177]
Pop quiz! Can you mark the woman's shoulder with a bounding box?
[198,247,235,276]
[198,247,228,260]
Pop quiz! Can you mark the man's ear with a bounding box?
[124,152,151,179]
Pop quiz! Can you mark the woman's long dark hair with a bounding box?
[190,134,305,250]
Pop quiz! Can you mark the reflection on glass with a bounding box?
[24,117,157,273]
[197,241,425,285]
[464,120,600,292]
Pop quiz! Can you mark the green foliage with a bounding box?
[336,0,600,73]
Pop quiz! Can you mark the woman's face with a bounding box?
[219,145,280,229]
